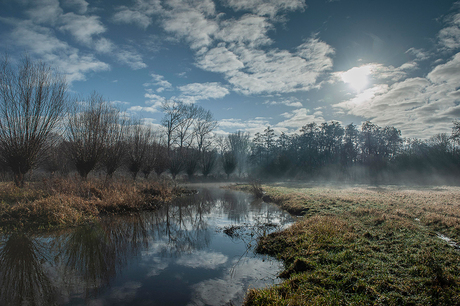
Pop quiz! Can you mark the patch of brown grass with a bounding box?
[0,177,179,231]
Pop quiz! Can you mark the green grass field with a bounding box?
[239,184,460,305]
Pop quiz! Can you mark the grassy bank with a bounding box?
[0,177,185,232]
[238,184,460,305]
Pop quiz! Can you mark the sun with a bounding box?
[341,65,372,93]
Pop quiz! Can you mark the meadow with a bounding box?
[238,183,460,305]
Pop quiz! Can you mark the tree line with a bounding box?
[0,55,220,186]
[224,121,460,184]
[1,56,460,187]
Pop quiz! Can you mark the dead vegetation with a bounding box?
[0,176,183,231]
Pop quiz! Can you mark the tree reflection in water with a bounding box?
[60,223,117,297]
[221,190,250,223]
[0,233,57,306]
[0,187,293,306]
[153,188,214,256]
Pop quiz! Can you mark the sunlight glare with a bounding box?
[341,65,371,93]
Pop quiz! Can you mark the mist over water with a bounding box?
[0,186,293,306]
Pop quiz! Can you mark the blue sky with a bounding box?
[1,0,460,139]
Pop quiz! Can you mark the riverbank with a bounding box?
[238,184,460,305]
[0,177,188,232]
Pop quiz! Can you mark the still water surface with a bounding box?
[0,185,293,306]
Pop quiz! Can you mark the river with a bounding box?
[0,185,293,306]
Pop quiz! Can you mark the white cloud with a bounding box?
[0,18,109,82]
[145,91,167,103]
[94,37,114,53]
[62,0,89,14]
[143,91,167,112]
[225,40,334,94]
[370,63,413,82]
[94,38,147,70]
[178,82,229,101]
[113,8,152,29]
[196,45,244,73]
[333,84,390,115]
[26,0,62,25]
[112,0,325,96]
[216,14,273,47]
[195,36,334,95]
[264,97,303,108]
[112,0,162,29]
[25,0,105,45]
[438,12,460,50]
[11,0,148,72]
[331,62,416,92]
[275,108,325,131]
[222,0,306,18]
[405,47,429,61]
[127,105,160,114]
[144,73,173,92]
[333,52,460,138]
[116,0,219,50]
[110,100,130,106]
[427,52,460,84]
[296,36,335,72]
[2,18,67,54]
[114,48,147,70]
[162,8,218,50]
[59,13,106,45]
[218,118,269,133]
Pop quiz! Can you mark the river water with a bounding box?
[0,185,293,306]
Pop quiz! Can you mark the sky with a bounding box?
[1,0,460,139]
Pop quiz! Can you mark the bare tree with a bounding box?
[184,148,200,180]
[153,144,170,176]
[176,104,199,151]
[66,92,112,179]
[201,149,217,178]
[41,135,73,177]
[222,151,237,179]
[141,135,164,179]
[0,55,68,187]
[194,108,217,153]
[101,109,129,178]
[126,121,152,180]
[141,143,156,179]
[168,149,184,180]
[161,100,185,154]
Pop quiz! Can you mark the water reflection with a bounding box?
[0,186,293,306]
[0,233,57,306]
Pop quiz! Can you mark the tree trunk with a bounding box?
[13,172,24,188]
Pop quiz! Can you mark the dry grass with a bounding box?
[0,176,181,231]
[236,184,460,305]
[259,185,460,241]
